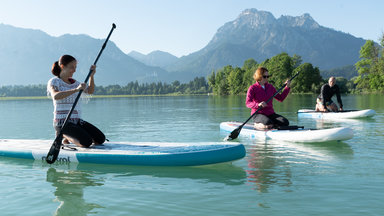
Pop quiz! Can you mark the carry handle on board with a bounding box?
[46,23,116,164]
[224,70,301,141]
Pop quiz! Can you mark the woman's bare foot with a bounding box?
[253,123,273,130]
[63,136,86,147]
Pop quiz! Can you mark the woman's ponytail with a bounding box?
[51,61,61,77]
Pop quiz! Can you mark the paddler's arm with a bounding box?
[48,84,85,100]
[320,84,327,109]
[335,85,343,111]
[85,65,96,94]
[274,80,291,102]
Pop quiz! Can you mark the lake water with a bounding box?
[0,94,383,215]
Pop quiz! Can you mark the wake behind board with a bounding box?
[220,122,353,142]
[298,109,376,119]
[0,139,246,166]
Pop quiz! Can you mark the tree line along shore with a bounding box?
[1,38,383,98]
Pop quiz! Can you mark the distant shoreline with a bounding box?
[0,94,210,100]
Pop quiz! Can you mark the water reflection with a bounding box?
[245,142,292,193]
[46,168,104,216]
[297,116,378,137]
[41,161,246,215]
[75,163,247,186]
[245,140,354,193]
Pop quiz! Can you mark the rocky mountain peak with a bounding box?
[278,13,320,29]
[210,8,323,47]
[236,9,277,28]
[210,9,277,45]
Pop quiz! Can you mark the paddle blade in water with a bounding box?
[224,126,242,141]
[46,135,63,164]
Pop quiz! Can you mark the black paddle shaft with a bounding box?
[224,71,300,141]
[46,23,116,164]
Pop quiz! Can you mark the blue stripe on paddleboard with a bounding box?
[76,144,246,166]
[0,150,34,160]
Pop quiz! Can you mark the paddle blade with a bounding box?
[46,135,63,164]
[224,126,242,141]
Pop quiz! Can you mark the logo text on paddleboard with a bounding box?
[42,156,71,164]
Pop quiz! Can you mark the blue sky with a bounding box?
[1,0,383,57]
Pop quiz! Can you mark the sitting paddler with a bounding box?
[246,67,291,130]
[47,54,105,148]
[315,76,343,112]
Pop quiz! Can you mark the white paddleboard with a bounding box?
[220,122,353,142]
[298,109,376,119]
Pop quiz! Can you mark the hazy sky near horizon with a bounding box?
[1,0,383,57]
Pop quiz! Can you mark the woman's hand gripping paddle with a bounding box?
[224,71,300,141]
[46,23,116,164]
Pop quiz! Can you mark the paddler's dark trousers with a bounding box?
[55,120,105,147]
[252,113,289,127]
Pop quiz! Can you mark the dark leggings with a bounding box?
[253,113,289,127]
[56,120,105,147]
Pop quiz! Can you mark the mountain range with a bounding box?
[161,9,365,81]
[0,8,367,85]
[0,24,169,85]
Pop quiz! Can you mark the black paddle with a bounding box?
[224,70,301,141]
[46,23,116,164]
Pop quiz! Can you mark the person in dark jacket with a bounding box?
[315,76,343,112]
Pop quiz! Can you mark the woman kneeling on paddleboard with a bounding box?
[47,55,105,147]
[246,67,291,130]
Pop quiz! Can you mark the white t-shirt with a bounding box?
[47,77,84,126]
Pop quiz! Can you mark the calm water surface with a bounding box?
[0,94,383,215]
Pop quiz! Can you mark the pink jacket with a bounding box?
[246,82,290,116]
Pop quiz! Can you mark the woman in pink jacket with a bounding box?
[246,67,291,130]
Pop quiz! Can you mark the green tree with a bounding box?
[261,52,293,87]
[335,77,349,94]
[227,67,245,95]
[207,71,216,92]
[355,39,384,92]
[242,58,258,71]
[214,65,232,95]
[291,54,303,69]
[291,63,322,93]
[242,58,258,92]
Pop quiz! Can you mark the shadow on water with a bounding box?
[242,139,353,193]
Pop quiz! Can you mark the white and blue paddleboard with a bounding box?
[298,109,376,119]
[220,122,354,143]
[0,139,246,166]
